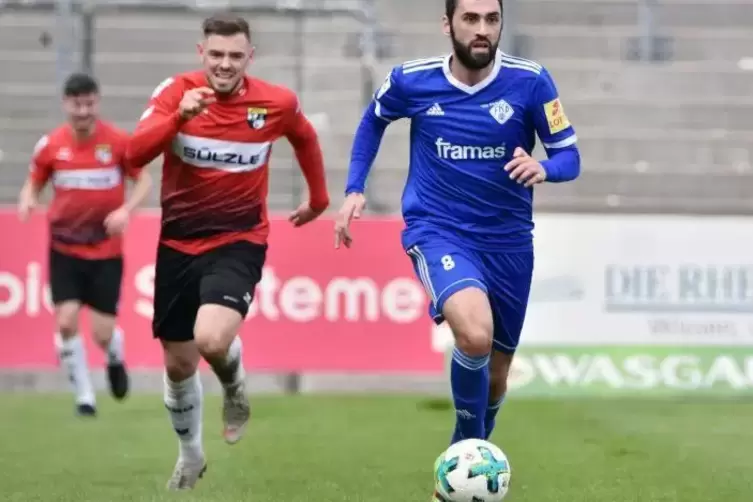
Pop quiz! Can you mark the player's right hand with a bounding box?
[178,87,216,120]
[17,197,36,222]
[289,201,326,228]
[334,192,366,249]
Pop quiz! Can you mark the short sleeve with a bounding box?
[530,68,577,151]
[373,66,410,122]
[29,134,54,187]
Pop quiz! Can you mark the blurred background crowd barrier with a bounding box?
[1,0,753,397]
[2,0,752,213]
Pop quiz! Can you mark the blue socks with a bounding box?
[484,396,504,440]
[449,346,490,444]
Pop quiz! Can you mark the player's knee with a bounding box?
[454,323,493,357]
[194,304,242,362]
[55,301,80,338]
[443,288,493,357]
[194,332,231,362]
[162,341,200,381]
[56,314,78,338]
[450,311,493,357]
[194,318,235,361]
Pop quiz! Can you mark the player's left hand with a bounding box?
[504,147,547,188]
[104,206,130,235]
[289,202,325,227]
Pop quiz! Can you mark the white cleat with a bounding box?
[166,457,207,491]
[222,381,250,445]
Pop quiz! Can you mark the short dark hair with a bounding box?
[202,13,251,40]
[445,0,504,20]
[63,72,99,97]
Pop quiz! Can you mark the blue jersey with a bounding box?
[347,51,580,252]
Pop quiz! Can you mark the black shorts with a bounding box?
[49,248,123,315]
[152,240,266,342]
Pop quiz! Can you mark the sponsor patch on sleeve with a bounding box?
[543,98,571,134]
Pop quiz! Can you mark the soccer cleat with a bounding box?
[76,403,97,417]
[166,458,207,491]
[222,381,250,444]
[107,362,129,400]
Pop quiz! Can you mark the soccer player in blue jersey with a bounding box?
[335,0,579,448]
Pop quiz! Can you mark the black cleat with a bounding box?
[76,403,97,417]
[107,362,130,400]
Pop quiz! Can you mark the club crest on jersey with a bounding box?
[488,99,514,125]
[247,107,267,129]
[94,144,112,164]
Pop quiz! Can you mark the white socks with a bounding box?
[54,333,95,406]
[211,336,245,390]
[54,327,126,406]
[106,326,125,365]
[164,372,204,463]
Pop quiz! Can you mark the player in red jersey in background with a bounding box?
[17,73,153,417]
[125,14,329,490]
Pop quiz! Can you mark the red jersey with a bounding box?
[126,70,329,255]
[29,121,137,260]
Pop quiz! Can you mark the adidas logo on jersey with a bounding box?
[435,138,506,161]
[426,103,444,116]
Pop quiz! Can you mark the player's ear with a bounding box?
[442,15,451,37]
[248,45,255,61]
[196,41,204,60]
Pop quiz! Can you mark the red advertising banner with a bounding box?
[0,210,441,373]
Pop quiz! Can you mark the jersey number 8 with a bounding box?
[441,255,455,271]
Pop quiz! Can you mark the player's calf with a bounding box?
[162,340,205,487]
[91,312,129,400]
[485,351,512,439]
[54,301,96,412]
[194,304,245,389]
[442,288,493,444]
[194,304,249,445]
[55,301,79,340]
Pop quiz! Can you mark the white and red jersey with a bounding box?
[126,70,329,255]
[30,121,137,259]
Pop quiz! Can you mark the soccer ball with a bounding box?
[434,438,511,502]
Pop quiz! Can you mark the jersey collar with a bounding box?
[442,50,501,95]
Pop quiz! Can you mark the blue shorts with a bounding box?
[405,233,534,353]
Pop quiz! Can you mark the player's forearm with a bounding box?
[20,178,42,204]
[345,104,389,193]
[123,170,153,212]
[125,111,183,167]
[289,125,329,210]
[541,148,581,183]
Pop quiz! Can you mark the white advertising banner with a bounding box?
[521,214,753,347]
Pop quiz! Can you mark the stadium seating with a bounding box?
[1,0,752,212]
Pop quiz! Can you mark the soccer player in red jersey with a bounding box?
[17,73,153,417]
[125,14,329,489]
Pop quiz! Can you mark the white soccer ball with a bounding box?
[434,438,511,502]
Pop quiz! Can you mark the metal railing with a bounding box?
[0,0,386,208]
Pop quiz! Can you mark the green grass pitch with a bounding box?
[0,394,751,501]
